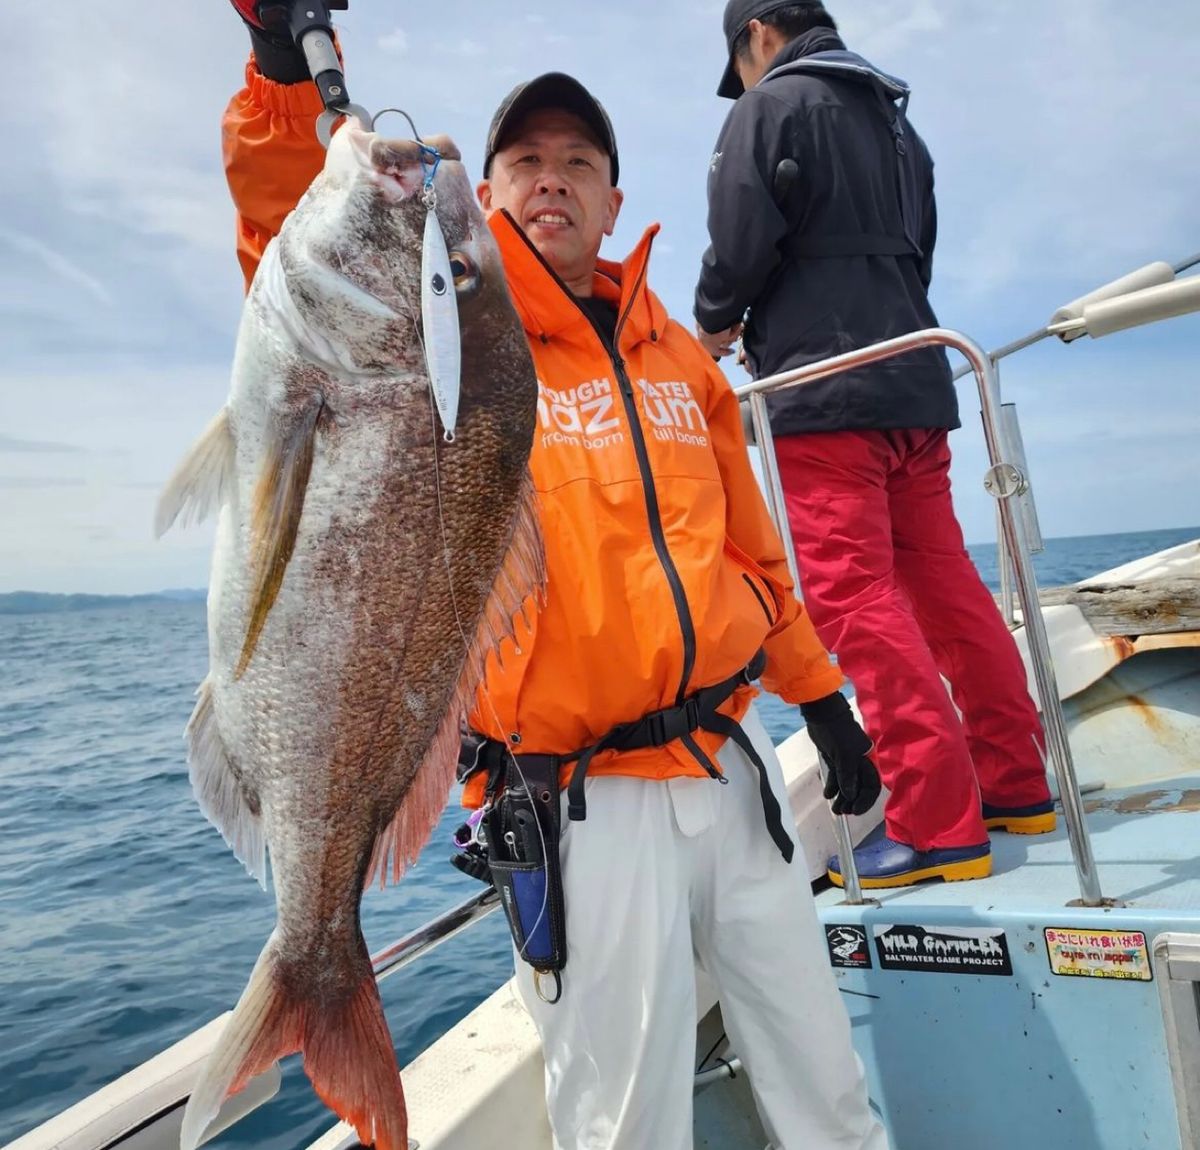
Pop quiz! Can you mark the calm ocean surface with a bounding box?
[2,526,1196,1147]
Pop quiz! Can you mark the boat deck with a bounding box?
[815,775,1200,917]
[810,777,1200,1150]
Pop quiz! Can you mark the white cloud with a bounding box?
[378,28,409,55]
[0,477,88,490]
[839,0,947,59]
[2,1,1197,593]
[0,229,115,307]
[0,435,86,455]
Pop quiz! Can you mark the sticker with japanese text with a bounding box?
[1044,928,1152,981]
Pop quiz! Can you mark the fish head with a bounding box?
[277,123,513,378]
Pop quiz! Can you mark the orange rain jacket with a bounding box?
[222,62,844,803]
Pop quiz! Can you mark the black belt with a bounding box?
[473,650,794,864]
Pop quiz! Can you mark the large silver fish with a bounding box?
[155,124,541,1150]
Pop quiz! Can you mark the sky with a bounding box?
[2,0,1198,594]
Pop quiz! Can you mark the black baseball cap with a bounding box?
[718,0,821,99]
[483,72,620,186]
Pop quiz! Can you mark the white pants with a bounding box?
[514,704,889,1150]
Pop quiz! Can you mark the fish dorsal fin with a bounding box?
[236,402,323,679]
[363,471,545,890]
[154,407,236,537]
[186,676,267,888]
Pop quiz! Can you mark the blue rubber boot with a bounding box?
[982,799,1057,835]
[828,834,992,889]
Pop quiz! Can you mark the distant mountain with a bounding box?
[0,590,206,616]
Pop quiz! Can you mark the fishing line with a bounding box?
[406,282,554,972]
[424,392,554,966]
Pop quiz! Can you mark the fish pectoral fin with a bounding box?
[180,931,408,1150]
[187,677,267,888]
[235,400,323,679]
[154,407,235,537]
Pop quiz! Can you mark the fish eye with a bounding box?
[449,251,480,295]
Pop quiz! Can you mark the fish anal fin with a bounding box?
[364,699,464,891]
[235,402,323,679]
[179,933,408,1150]
[155,407,235,537]
[187,678,267,888]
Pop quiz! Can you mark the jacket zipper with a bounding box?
[608,264,699,711]
[504,218,702,723]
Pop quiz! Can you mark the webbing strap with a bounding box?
[698,710,795,863]
[565,661,749,823]
[558,650,791,861]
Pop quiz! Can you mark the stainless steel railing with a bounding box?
[736,327,1106,907]
[371,888,501,982]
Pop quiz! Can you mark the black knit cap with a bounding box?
[483,72,620,186]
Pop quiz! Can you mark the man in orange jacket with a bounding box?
[223,4,889,1147]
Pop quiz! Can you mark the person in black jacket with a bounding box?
[695,0,1057,889]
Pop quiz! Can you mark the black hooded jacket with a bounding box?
[694,28,958,435]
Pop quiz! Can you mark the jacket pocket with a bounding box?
[742,573,774,625]
[724,539,783,628]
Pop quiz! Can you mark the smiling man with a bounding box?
[221,5,888,1146]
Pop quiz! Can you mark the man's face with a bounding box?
[478,109,623,292]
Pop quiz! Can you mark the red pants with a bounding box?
[777,428,1051,850]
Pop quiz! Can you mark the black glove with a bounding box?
[229,0,332,85]
[800,691,881,817]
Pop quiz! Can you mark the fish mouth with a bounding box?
[340,123,465,201]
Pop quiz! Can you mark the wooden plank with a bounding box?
[999,577,1200,637]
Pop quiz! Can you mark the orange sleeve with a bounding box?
[222,58,329,292]
[701,354,844,705]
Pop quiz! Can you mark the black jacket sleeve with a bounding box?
[694,92,794,334]
[917,142,938,289]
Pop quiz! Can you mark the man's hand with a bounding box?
[736,342,752,377]
[228,0,320,84]
[696,322,743,360]
[800,692,882,817]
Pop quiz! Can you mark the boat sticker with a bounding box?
[872,925,1013,975]
[825,924,872,969]
[1044,928,1152,982]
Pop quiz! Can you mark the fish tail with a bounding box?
[180,932,407,1150]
